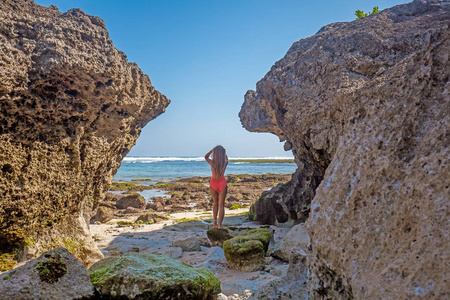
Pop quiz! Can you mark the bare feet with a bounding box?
[213,221,218,229]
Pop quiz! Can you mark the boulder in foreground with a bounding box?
[89,252,221,299]
[0,247,94,300]
[223,228,271,272]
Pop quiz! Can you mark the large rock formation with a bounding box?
[0,0,169,267]
[240,0,449,298]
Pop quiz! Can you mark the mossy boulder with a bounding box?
[206,228,233,247]
[89,252,221,299]
[223,228,272,272]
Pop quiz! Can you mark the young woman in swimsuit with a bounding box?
[204,145,228,229]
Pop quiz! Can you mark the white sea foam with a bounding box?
[123,156,294,163]
[122,157,205,163]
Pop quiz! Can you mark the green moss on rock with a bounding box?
[223,227,272,272]
[34,253,67,284]
[229,204,242,210]
[89,253,221,299]
[0,253,17,271]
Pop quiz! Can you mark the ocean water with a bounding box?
[113,156,297,181]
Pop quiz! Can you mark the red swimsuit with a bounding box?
[210,168,227,192]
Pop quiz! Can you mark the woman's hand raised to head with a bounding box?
[205,149,213,164]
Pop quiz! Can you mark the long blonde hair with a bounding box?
[211,145,227,178]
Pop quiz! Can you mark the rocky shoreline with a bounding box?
[87,173,310,299]
[96,173,292,218]
[1,174,310,299]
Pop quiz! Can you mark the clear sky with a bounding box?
[35,0,409,157]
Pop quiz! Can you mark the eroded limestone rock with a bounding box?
[0,0,169,268]
[0,247,94,300]
[272,223,310,262]
[239,0,449,298]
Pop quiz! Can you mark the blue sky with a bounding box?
[35,0,408,157]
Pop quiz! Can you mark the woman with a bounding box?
[205,145,228,229]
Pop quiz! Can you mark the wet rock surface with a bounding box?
[0,0,169,267]
[239,0,450,298]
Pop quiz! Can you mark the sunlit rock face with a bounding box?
[0,0,169,267]
[240,0,449,298]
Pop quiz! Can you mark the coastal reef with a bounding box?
[239,0,449,298]
[0,0,170,268]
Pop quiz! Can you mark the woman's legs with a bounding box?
[210,187,219,229]
[217,185,227,229]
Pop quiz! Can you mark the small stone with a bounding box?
[217,293,228,300]
[172,237,201,252]
[207,228,233,247]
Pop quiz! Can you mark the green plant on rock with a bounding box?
[174,217,198,224]
[245,204,256,221]
[34,253,67,284]
[355,6,379,19]
[117,221,133,227]
[110,182,139,190]
[229,204,242,210]
[0,253,17,271]
[62,237,83,256]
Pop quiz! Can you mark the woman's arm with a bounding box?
[205,149,213,164]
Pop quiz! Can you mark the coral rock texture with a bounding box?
[239,0,449,298]
[0,247,95,299]
[0,0,169,267]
